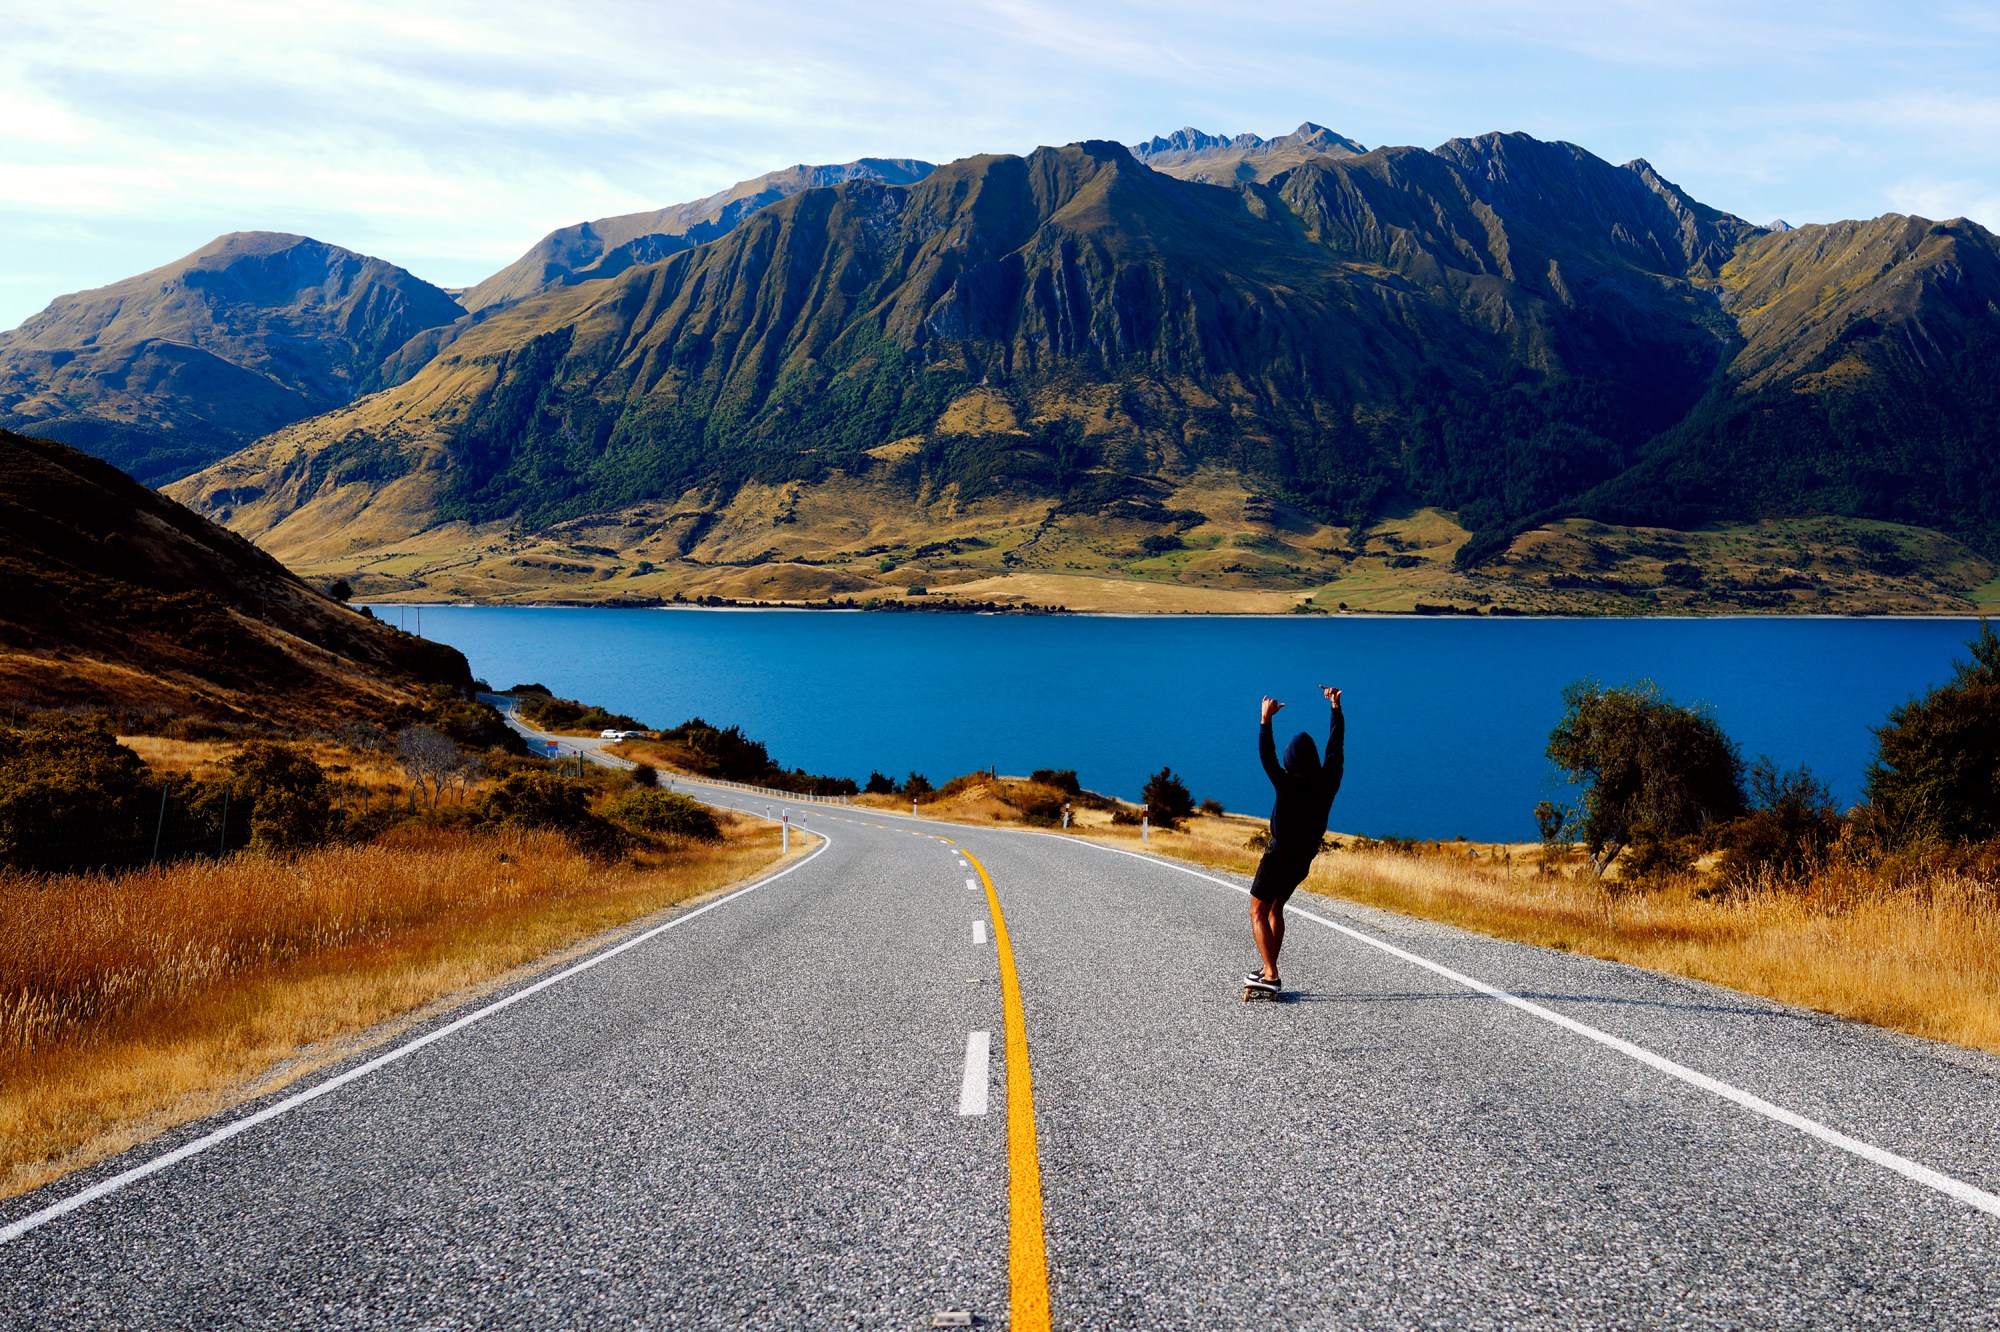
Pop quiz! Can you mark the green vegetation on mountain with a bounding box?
[0,233,464,484]
[0,427,471,727]
[460,157,937,316]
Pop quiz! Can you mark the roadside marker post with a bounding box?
[1141,816,1149,844]
[781,811,790,854]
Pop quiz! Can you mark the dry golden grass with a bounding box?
[0,817,798,1199]
[1070,813,2000,1057]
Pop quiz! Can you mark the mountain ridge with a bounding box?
[0,232,465,486]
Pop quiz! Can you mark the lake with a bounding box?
[377,607,1984,842]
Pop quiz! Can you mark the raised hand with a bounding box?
[1260,695,1285,724]
[1322,685,1342,710]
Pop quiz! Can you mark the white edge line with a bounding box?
[0,835,835,1247]
[1062,836,2000,1221]
[958,1031,992,1116]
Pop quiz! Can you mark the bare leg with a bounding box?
[1250,899,1283,984]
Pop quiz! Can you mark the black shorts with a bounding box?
[1250,846,1314,906]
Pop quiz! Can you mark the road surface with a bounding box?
[5,741,1999,1327]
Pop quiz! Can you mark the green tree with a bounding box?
[1864,621,2000,845]
[864,770,897,795]
[1546,680,1744,876]
[1142,766,1195,829]
[902,772,933,799]
[227,742,333,853]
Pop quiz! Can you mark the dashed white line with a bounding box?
[958,1031,992,1116]
[966,877,977,891]
[974,921,988,945]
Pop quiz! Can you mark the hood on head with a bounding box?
[1283,731,1319,776]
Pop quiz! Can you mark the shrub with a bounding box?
[0,715,152,871]
[1716,759,1844,884]
[478,772,592,832]
[1142,766,1195,829]
[902,772,933,799]
[227,742,334,854]
[605,790,721,843]
[1534,800,1572,868]
[864,770,897,795]
[1030,769,1081,794]
[516,691,647,735]
[1546,680,1745,876]
[661,717,774,781]
[1198,798,1225,817]
[631,763,659,788]
[1110,808,1141,826]
[1865,622,2000,845]
[1017,792,1065,827]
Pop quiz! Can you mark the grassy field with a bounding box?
[872,775,2000,1058]
[260,455,2000,615]
[0,816,800,1200]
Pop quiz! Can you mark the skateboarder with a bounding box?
[1246,686,1344,995]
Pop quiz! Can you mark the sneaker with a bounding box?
[1243,972,1277,991]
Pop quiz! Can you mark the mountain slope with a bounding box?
[178,135,1743,557]
[0,233,465,485]
[459,158,937,315]
[168,129,2000,612]
[0,427,471,726]
[1581,213,2000,552]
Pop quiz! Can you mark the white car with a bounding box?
[600,728,635,740]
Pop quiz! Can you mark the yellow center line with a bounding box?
[960,848,1050,1332]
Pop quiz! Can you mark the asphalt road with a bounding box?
[5,748,2000,1327]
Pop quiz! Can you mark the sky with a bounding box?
[3,0,1998,331]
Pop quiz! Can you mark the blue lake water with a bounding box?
[379,607,1984,842]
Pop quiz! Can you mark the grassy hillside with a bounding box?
[0,427,472,727]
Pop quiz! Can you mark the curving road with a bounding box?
[5,754,2000,1327]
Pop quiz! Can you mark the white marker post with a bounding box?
[1141,815,1149,844]
[1062,803,1071,830]
[781,810,790,854]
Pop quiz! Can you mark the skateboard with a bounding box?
[1242,978,1280,1002]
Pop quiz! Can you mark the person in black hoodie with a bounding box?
[1247,686,1344,992]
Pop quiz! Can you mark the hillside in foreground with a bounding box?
[0,427,472,727]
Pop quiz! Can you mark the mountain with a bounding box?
[0,233,465,485]
[458,158,937,316]
[1579,212,2000,553]
[0,427,472,727]
[166,128,2000,613]
[1129,122,1366,182]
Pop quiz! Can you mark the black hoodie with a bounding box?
[1260,708,1345,857]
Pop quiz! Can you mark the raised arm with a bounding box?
[1322,687,1345,801]
[1259,695,1288,789]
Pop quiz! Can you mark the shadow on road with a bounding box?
[1271,990,1810,1021]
